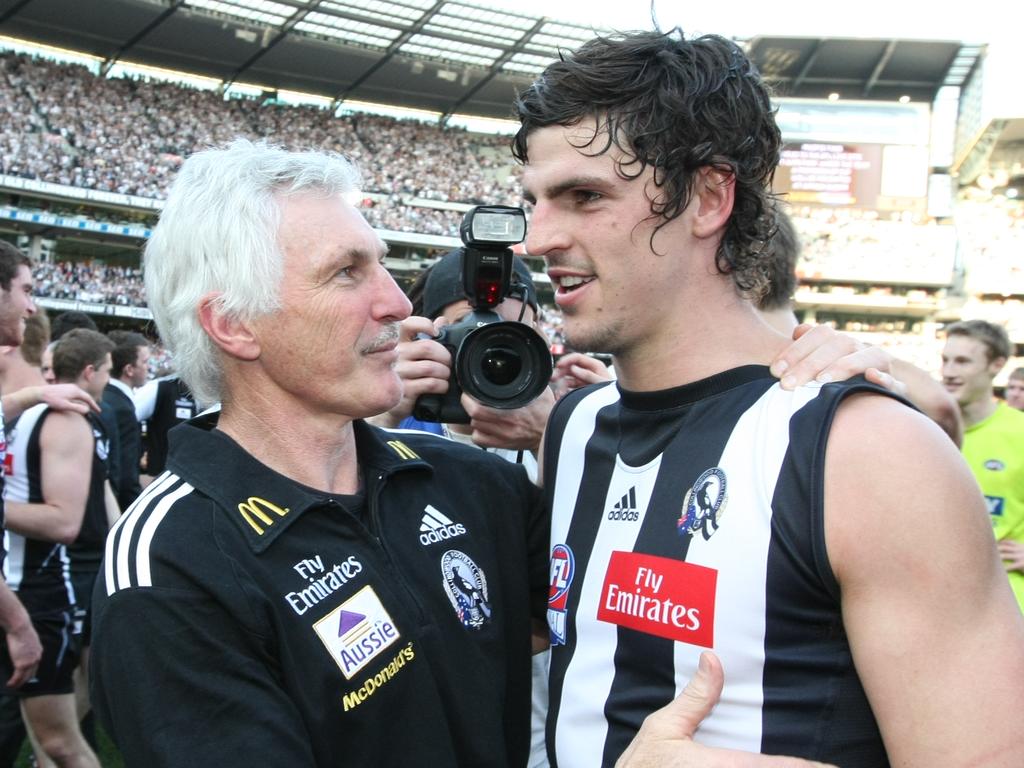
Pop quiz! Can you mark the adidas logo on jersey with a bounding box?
[419,505,467,545]
[607,487,640,521]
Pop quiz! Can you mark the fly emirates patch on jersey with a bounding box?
[597,551,716,648]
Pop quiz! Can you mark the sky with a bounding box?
[486,0,1008,46]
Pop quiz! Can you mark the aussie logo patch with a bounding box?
[314,585,401,679]
[598,550,716,648]
[441,550,492,629]
[677,467,728,541]
[548,544,575,645]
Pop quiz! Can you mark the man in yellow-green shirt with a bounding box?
[943,320,1024,610]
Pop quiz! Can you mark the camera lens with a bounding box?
[456,321,553,409]
[480,346,522,386]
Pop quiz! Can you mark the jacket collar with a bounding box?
[106,378,135,400]
[166,411,432,553]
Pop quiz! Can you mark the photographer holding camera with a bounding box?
[370,207,563,461]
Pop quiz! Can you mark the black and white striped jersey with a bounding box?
[543,366,890,767]
[2,404,77,616]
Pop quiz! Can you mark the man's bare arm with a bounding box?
[1,384,99,422]
[4,411,92,544]
[880,358,963,446]
[825,395,1024,766]
[104,479,121,529]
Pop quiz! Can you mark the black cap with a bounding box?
[421,247,539,320]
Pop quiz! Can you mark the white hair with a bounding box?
[143,139,362,405]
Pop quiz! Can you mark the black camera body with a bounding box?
[413,206,553,424]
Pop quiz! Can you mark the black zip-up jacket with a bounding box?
[90,412,548,767]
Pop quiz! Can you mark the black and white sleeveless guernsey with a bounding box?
[3,404,79,617]
[543,365,891,768]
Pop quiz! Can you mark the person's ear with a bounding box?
[690,167,735,239]
[989,355,1008,378]
[197,292,260,362]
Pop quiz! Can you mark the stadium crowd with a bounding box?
[3,48,1022,355]
[0,51,517,225]
[31,261,145,306]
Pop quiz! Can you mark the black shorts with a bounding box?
[69,568,100,647]
[0,609,80,698]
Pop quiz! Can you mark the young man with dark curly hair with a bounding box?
[514,29,1024,767]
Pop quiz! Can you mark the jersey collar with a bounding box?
[166,411,431,553]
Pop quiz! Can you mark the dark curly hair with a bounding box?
[512,29,782,297]
[759,207,800,311]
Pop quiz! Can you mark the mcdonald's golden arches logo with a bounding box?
[386,441,420,461]
[237,496,290,535]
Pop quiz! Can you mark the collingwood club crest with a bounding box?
[441,550,492,629]
[677,467,728,541]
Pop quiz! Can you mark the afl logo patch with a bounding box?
[984,459,1005,471]
[441,550,492,629]
[678,467,728,541]
[548,544,575,646]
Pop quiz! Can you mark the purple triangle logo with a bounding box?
[338,610,365,637]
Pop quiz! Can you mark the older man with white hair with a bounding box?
[90,140,548,767]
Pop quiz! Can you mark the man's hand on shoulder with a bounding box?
[771,324,893,391]
[617,652,835,768]
[38,383,100,415]
[1,383,100,422]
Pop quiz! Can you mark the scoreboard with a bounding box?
[772,99,934,215]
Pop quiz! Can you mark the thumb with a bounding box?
[399,315,436,341]
[791,322,814,340]
[647,652,724,740]
[864,368,907,398]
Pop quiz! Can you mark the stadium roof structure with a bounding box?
[0,0,982,121]
[748,36,980,103]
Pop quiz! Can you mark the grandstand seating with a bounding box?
[0,50,517,235]
[2,48,1023,378]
